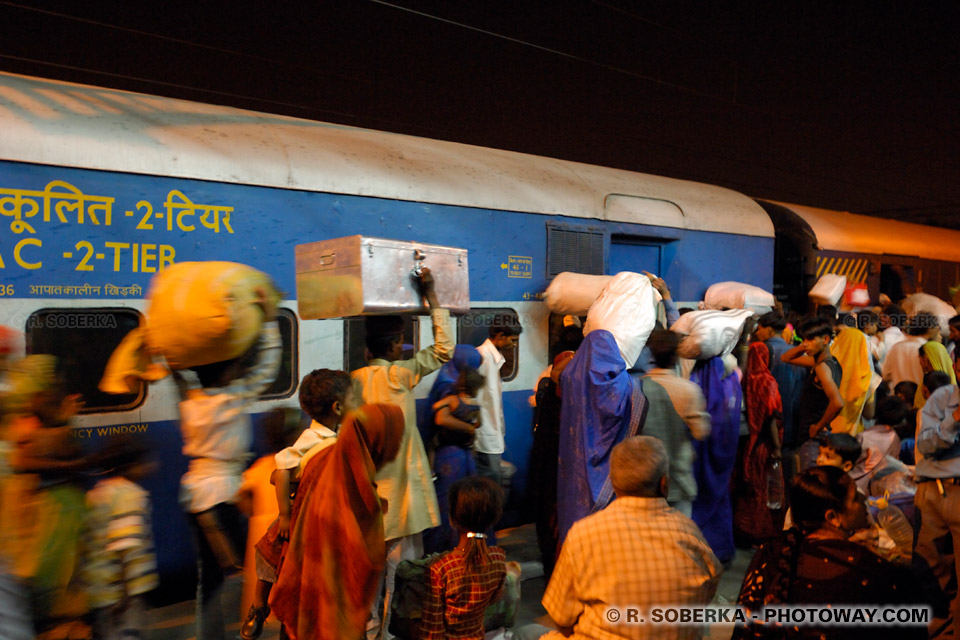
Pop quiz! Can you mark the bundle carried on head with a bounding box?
[670,309,754,360]
[544,271,662,316]
[901,292,956,339]
[100,261,280,394]
[583,272,658,367]
[809,274,847,306]
[703,281,774,313]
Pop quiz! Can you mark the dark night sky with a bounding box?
[3,1,959,228]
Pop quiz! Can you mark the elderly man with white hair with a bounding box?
[515,436,722,640]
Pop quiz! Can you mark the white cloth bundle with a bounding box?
[543,273,613,315]
[902,292,956,338]
[583,272,657,367]
[670,309,754,360]
[703,281,775,313]
[809,274,847,306]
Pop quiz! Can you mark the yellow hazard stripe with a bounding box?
[816,256,868,283]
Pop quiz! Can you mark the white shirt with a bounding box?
[274,421,337,477]
[474,339,506,454]
[178,322,282,512]
[881,335,926,390]
[882,326,905,354]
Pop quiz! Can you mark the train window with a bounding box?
[259,309,299,399]
[457,309,521,382]
[546,222,604,278]
[26,308,145,413]
[343,316,420,373]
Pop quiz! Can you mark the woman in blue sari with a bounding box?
[557,330,647,545]
[690,354,742,564]
[421,345,483,554]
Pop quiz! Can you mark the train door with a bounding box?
[880,263,916,301]
[608,236,662,276]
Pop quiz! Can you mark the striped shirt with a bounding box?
[82,477,159,609]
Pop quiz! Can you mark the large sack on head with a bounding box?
[901,292,956,338]
[703,281,775,313]
[809,273,846,306]
[146,261,280,369]
[583,272,657,367]
[100,261,279,393]
[544,273,614,316]
[670,309,753,360]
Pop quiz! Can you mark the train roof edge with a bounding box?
[764,199,960,262]
[0,71,772,239]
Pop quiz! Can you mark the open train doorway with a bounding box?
[880,263,915,303]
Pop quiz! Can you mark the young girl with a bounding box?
[420,476,506,640]
[433,368,484,449]
[83,436,158,640]
[425,369,485,554]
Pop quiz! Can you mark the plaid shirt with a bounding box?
[543,497,721,640]
[420,546,506,640]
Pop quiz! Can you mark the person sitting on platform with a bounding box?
[515,436,721,640]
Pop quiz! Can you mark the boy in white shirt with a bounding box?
[240,368,359,640]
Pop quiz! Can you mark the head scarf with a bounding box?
[270,403,404,640]
[917,340,957,407]
[743,342,783,483]
[828,327,872,434]
[418,345,482,442]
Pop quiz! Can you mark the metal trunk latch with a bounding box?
[412,249,426,277]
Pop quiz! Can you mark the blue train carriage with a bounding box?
[761,199,960,313]
[0,71,775,599]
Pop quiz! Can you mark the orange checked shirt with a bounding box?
[542,497,721,640]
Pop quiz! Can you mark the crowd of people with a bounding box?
[3,267,960,640]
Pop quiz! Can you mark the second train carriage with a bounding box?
[761,200,960,313]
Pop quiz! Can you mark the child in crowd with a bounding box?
[83,435,159,640]
[894,380,918,406]
[816,432,862,474]
[420,476,507,640]
[241,369,358,640]
[860,396,904,460]
[236,408,300,633]
[433,369,484,447]
[851,397,905,494]
[426,368,486,554]
[782,318,844,472]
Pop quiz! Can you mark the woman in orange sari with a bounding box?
[269,403,404,640]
